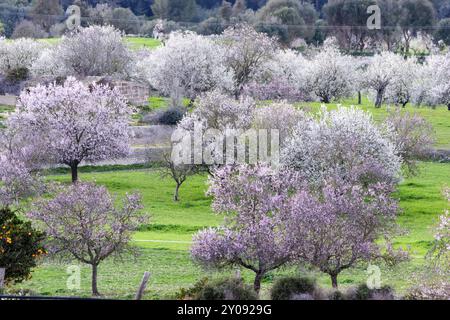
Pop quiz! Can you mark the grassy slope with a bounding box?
[13,161,450,298]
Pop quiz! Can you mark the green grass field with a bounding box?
[10,161,449,299]
[37,36,161,50]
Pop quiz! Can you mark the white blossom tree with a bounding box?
[363,52,406,108]
[305,47,356,103]
[416,53,450,110]
[31,25,133,78]
[282,106,401,186]
[9,77,132,183]
[247,49,308,102]
[219,24,279,97]
[0,38,43,78]
[137,31,233,105]
[384,57,419,107]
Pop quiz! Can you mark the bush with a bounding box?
[196,278,258,300]
[270,276,316,300]
[144,106,187,126]
[157,106,187,125]
[348,284,396,300]
[0,207,46,284]
[5,67,28,82]
[176,277,258,300]
[404,283,450,300]
[11,20,47,39]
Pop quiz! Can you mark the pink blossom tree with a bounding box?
[9,77,132,183]
[0,128,45,208]
[0,155,41,208]
[286,180,399,288]
[191,164,301,293]
[27,182,146,296]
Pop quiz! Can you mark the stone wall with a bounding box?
[113,80,150,106]
[83,77,150,106]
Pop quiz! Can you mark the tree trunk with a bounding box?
[330,274,338,289]
[91,264,100,296]
[174,183,181,202]
[321,96,330,104]
[358,91,362,105]
[0,267,5,290]
[375,89,384,108]
[70,163,79,183]
[253,271,264,294]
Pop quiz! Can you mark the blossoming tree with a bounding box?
[191,165,301,293]
[305,47,356,103]
[137,31,233,105]
[363,52,406,108]
[219,24,278,97]
[31,25,133,78]
[282,106,401,187]
[287,181,399,288]
[28,183,146,296]
[9,77,132,183]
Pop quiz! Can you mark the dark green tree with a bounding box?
[0,207,46,285]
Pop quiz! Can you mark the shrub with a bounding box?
[156,106,187,126]
[196,278,258,300]
[404,283,450,300]
[0,207,46,284]
[175,277,257,300]
[5,67,28,82]
[348,284,396,300]
[270,276,316,300]
[327,289,345,300]
[11,20,47,39]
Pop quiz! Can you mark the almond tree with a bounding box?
[287,180,399,288]
[384,110,435,175]
[384,57,418,107]
[363,52,405,108]
[137,31,233,105]
[247,49,308,102]
[420,53,450,111]
[282,106,401,187]
[191,164,301,293]
[31,25,133,78]
[305,46,356,103]
[0,38,43,79]
[219,24,278,97]
[27,183,146,296]
[9,77,132,183]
